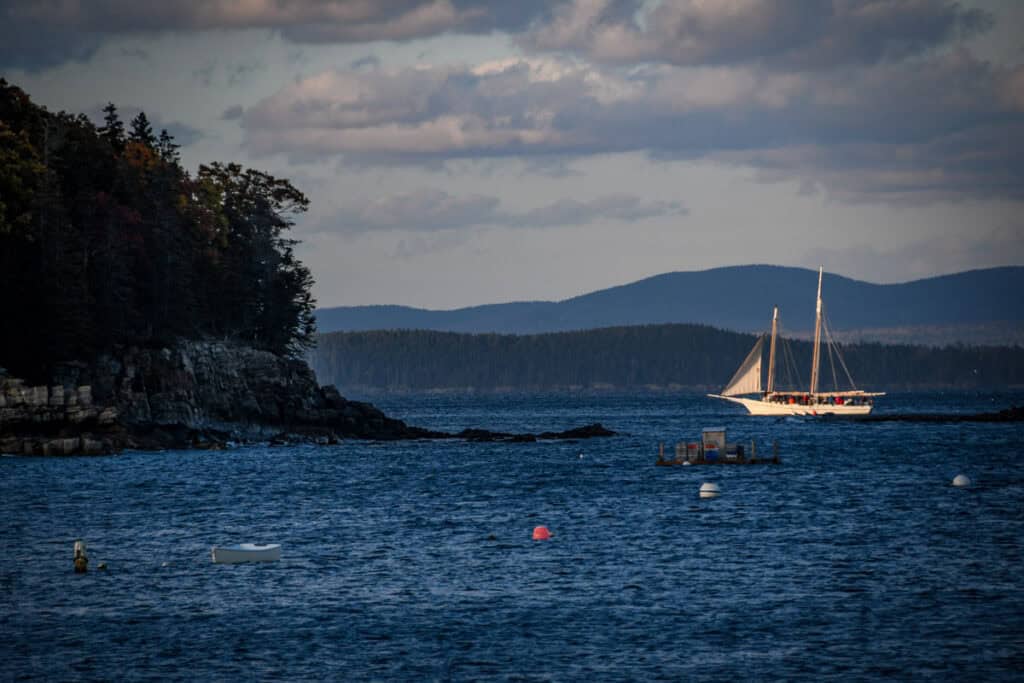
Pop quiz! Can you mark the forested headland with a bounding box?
[0,80,315,382]
[310,326,1024,393]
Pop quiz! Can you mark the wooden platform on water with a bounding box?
[656,454,781,466]
[655,434,780,466]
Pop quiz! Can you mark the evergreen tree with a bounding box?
[98,102,125,152]
[196,162,315,355]
[156,128,180,164]
[0,81,319,377]
[129,111,155,147]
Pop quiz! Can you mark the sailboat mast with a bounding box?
[766,306,778,394]
[809,266,824,395]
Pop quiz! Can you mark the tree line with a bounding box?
[309,326,1024,392]
[0,80,315,381]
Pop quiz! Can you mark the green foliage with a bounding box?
[0,79,317,379]
[0,121,44,235]
[310,326,1024,392]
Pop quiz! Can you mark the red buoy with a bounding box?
[532,526,551,541]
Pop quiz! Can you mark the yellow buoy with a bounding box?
[73,540,88,573]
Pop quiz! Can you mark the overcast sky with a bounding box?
[3,0,1023,308]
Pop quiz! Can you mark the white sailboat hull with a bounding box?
[709,395,873,416]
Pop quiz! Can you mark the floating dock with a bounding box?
[656,427,780,466]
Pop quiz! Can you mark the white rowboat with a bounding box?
[211,543,281,564]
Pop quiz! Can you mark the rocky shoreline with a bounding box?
[840,406,1024,423]
[0,341,615,456]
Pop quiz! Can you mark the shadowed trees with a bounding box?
[0,80,316,380]
[310,326,1024,392]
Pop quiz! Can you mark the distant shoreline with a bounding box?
[309,325,1024,395]
[322,384,1024,396]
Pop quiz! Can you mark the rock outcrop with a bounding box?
[0,341,440,455]
[454,423,617,442]
[843,406,1024,423]
[0,341,617,455]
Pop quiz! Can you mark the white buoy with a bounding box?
[699,482,721,498]
[952,474,972,487]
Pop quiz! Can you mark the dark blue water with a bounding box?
[3,391,1023,681]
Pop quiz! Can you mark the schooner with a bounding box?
[709,267,884,416]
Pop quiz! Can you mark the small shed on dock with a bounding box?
[702,427,726,451]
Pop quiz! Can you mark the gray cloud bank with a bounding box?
[325,189,686,233]
[0,1,993,71]
[242,51,1024,203]
[523,0,993,69]
[0,0,559,70]
[7,1,1022,206]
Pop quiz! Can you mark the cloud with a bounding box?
[331,189,500,232]
[241,52,1024,203]
[221,105,245,120]
[227,61,266,86]
[161,121,204,148]
[192,64,216,87]
[803,223,1024,283]
[522,0,993,69]
[0,0,561,70]
[119,46,150,61]
[393,230,477,259]
[507,195,687,227]
[350,55,381,70]
[0,0,1002,78]
[0,24,101,71]
[241,59,600,162]
[323,188,685,233]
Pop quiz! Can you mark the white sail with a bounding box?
[722,336,763,396]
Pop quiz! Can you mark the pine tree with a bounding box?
[0,82,320,376]
[98,102,125,152]
[129,111,155,147]
[156,129,180,165]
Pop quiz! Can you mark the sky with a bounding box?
[3,0,1023,309]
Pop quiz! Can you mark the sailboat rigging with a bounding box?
[709,267,884,416]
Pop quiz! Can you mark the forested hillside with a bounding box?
[0,80,315,381]
[310,326,1024,393]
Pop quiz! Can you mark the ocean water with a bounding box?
[2,391,1023,681]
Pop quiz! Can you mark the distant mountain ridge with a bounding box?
[315,265,1024,345]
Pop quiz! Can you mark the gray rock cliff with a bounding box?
[0,340,437,455]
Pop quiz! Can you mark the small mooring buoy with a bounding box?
[952,474,972,487]
[73,540,88,573]
[532,526,552,541]
[699,482,721,498]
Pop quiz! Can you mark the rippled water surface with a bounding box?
[3,392,1023,680]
